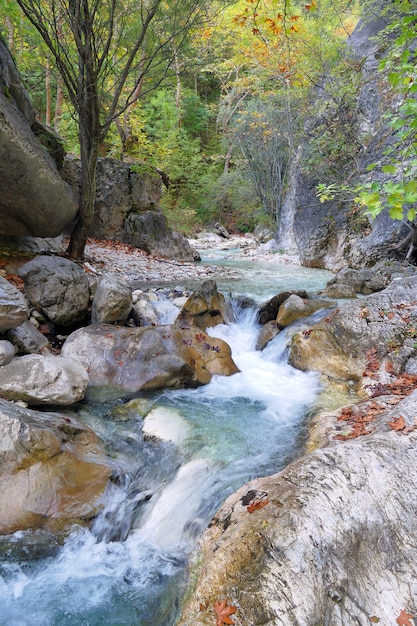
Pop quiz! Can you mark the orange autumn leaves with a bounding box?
[213,599,237,625]
[334,346,417,441]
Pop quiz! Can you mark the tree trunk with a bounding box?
[66,143,98,260]
[45,58,51,126]
[174,51,182,127]
[54,78,64,130]
[67,31,100,261]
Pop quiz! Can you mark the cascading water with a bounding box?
[0,257,332,626]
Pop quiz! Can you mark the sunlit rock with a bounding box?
[178,391,417,626]
[289,276,417,381]
[0,398,111,534]
[276,294,335,328]
[0,354,88,405]
[176,280,234,330]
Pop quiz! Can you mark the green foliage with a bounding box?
[208,169,263,232]
[230,95,294,224]
[352,2,417,222]
[304,60,363,184]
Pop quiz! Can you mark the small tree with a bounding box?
[231,98,296,226]
[15,0,219,259]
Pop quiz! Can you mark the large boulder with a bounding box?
[19,255,90,326]
[324,264,401,296]
[91,273,132,325]
[0,353,89,405]
[61,323,239,399]
[61,156,199,261]
[0,275,28,331]
[0,398,111,533]
[178,391,417,626]
[0,39,77,237]
[176,280,234,330]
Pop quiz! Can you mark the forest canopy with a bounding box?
[3,0,411,257]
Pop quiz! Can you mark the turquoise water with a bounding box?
[0,258,331,626]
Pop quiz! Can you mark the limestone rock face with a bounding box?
[61,323,239,399]
[176,280,234,330]
[61,156,162,239]
[19,255,90,326]
[288,276,417,381]
[0,40,77,237]
[178,391,417,626]
[0,354,89,405]
[0,275,29,331]
[275,14,410,269]
[91,273,132,324]
[0,398,111,533]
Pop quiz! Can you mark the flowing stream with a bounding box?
[0,253,332,626]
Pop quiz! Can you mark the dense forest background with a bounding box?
[1,0,415,249]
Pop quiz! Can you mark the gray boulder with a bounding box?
[0,340,15,365]
[91,273,132,325]
[6,319,49,354]
[325,265,396,295]
[19,255,90,326]
[123,211,200,261]
[0,39,77,237]
[0,275,29,331]
[0,353,89,405]
[0,398,111,533]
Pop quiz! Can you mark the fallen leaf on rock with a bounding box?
[396,609,414,626]
[388,415,406,431]
[214,599,237,625]
[247,499,270,513]
[369,616,380,623]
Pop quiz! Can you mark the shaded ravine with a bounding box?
[0,258,331,625]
